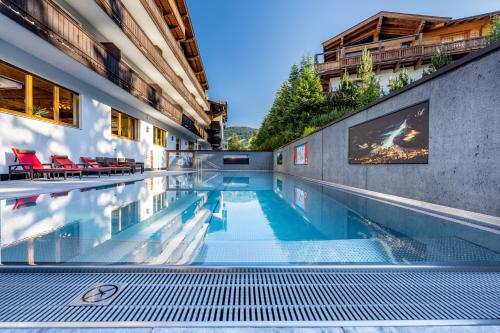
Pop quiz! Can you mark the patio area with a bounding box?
[0,170,193,200]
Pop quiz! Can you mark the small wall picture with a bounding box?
[223,154,249,164]
[294,187,308,211]
[349,101,429,164]
[294,143,308,165]
[276,152,283,165]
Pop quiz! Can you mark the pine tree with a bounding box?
[355,48,382,106]
[423,45,452,76]
[486,16,500,45]
[388,67,412,92]
[228,133,245,150]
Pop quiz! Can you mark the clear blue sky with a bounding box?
[188,0,498,128]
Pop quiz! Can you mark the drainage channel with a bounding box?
[0,266,499,327]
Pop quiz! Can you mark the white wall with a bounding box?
[0,36,207,174]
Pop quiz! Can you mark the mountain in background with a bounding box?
[224,126,258,148]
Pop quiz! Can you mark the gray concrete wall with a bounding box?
[196,151,273,171]
[274,45,500,217]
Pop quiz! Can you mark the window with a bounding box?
[441,32,468,43]
[188,141,194,150]
[0,61,79,126]
[154,127,167,146]
[111,109,138,140]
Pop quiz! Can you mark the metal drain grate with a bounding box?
[0,267,499,325]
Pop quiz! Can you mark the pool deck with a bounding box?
[1,325,499,332]
[0,170,193,200]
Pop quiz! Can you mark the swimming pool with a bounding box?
[1,171,499,266]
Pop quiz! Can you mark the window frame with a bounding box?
[111,108,139,141]
[0,60,80,128]
[153,126,167,147]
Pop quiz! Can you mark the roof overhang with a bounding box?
[322,11,451,50]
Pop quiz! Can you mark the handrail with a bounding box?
[0,0,183,124]
[316,37,487,73]
[95,0,210,126]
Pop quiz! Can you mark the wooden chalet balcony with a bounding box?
[0,0,188,127]
[315,37,487,75]
[95,0,211,126]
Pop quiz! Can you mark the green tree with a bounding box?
[486,16,500,45]
[327,68,359,110]
[227,133,245,150]
[253,55,324,150]
[423,45,452,76]
[388,67,412,93]
[355,48,382,106]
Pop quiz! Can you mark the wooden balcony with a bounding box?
[138,0,207,101]
[95,0,211,125]
[315,37,487,75]
[0,0,188,127]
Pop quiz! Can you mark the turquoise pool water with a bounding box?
[1,172,500,265]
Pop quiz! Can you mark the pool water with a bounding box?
[1,172,500,266]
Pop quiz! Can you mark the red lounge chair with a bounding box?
[80,157,131,175]
[12,195,40,210]
[52,155,111,177]
[9,148,82,180]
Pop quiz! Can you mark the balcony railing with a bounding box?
[0,0,184,125]
[315,37,488,74]
[138,0,207,103]
[95,0,211,125]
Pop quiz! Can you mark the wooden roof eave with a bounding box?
[322,11,450,49]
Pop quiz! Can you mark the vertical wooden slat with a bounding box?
[25,75,33,115]
[53,86,60,122]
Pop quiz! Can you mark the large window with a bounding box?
[0,61,79,127]
[154,127,167,147]
[111,109,138,140]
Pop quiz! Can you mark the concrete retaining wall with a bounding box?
[196,151,273,171]
[274,43,500,217]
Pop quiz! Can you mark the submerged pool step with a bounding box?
[0,267,498,326]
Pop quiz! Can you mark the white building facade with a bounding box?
[0,0,218,177]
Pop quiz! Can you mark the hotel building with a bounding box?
[0,0,226,176]
[316,11,499,92]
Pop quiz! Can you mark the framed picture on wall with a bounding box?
[276,152,283,165]
[294,143,308,165]
[348,101,429,164]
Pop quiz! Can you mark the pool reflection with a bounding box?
[1,172,499,266]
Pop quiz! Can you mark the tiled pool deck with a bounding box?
[1,323,499,331]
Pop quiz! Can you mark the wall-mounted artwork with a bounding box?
[294,187,308,211]
[294,143,308,165]
[223,154,249,164]
[276,152,283,165]
[349,101,429,164]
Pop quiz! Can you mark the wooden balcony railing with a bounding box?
[0,0,186,126]
[95,0,211,126]
[315,37,488,74]
[138,0,207,103]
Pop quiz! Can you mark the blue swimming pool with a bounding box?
[1,172,499,266]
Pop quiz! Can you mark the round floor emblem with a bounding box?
[81,284,119,304]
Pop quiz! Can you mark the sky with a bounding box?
[188,0,499,128]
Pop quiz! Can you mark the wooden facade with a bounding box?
[316,11,499,90]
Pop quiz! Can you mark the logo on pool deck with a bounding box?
[68,283,127,306]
